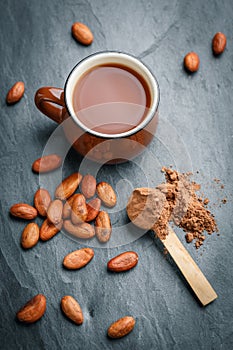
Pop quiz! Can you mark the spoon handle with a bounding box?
[158,226,217,306]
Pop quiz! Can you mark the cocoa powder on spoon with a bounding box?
[127,168,218,248]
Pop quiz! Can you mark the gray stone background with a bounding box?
[0,0,233,349]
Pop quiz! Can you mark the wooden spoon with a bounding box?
[127,188,217,306]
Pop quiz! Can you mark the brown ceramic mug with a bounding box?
[35,52,159,164]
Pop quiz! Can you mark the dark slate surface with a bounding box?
[0,0,233,349]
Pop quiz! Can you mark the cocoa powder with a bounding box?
[153,168,218,247]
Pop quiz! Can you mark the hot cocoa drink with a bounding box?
[72,63,151,134]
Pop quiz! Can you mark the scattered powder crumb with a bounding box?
[221,198,227,204]
[203,198,209,205]
[163,248,168,255]
[195,241,201,248]
[192,182,201,191]
[185,233,194,243]
[213,178,225,195]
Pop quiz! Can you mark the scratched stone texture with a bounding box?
[0,0,233,349]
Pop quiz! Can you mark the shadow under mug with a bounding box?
[34,51,160,164]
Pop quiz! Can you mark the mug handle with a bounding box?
[35,87,67,124]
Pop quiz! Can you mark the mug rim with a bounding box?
[64,51,160,139]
